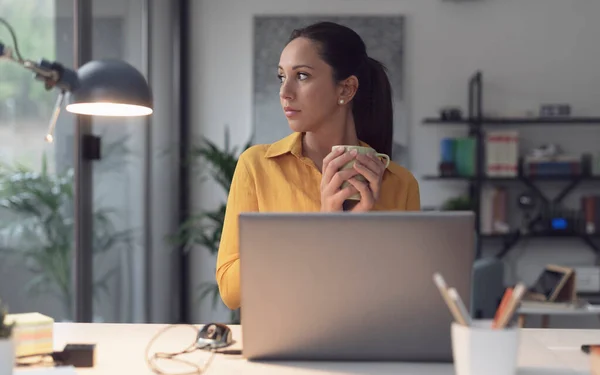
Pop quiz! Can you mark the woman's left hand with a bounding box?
[347,152,387,212]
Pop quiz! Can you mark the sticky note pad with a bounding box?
[5,312,54,357]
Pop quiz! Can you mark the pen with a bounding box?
[433,273,467,326]
[448,288,472,326]
[492,287,513,329]
[496,282,527,329]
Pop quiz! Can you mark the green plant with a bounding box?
[0,299,14,339]
[442,195,474,211]
[0,149,133,320]
[170,127,252,323]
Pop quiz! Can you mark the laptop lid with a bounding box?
[239,211,475,361]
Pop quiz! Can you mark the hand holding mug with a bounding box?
[320,147,361,212]
[331,145,390,212]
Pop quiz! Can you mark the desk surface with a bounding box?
[518,304,600,315]
[16,323,600,375]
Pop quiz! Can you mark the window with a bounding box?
[0,0,150,323]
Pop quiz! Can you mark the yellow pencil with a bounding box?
[433,273,468,326]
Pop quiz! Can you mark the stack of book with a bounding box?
[523,154,582,177]
[485,130,519,177]
[582,195,600,235]
[439,137,476,177]
[479,187,510,235]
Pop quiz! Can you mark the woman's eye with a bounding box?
[278,72,308,83]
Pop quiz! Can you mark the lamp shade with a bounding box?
[65,59,153,117]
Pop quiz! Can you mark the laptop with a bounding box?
[238,211,475,362]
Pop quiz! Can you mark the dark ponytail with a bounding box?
[353,57,393,156]
[288,22,394,156]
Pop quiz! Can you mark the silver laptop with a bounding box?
[239,211,475,362]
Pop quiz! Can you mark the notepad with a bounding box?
[5,312,54,357]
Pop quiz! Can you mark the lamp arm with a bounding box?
[0,17,79,92]
[45,91,66,143]
[0,17,23,62]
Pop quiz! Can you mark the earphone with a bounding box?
[145,323,238,375]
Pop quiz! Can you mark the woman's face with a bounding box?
[278,37,342,133]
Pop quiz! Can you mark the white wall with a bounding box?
[190,0,600,324]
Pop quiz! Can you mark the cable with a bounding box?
[145,324,225,375]
[18,324,239,373]
[0,17,24,62]
[15,353,60,368]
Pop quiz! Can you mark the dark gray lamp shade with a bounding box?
[65,59,153,117]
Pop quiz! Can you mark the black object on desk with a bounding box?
[581,344,600,354]
[52,343,96,367]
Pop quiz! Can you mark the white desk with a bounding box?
[15,323,600,375]
[518,303,600,328]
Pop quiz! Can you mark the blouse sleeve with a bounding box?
[406,175,421,211]
[215,153,258,310]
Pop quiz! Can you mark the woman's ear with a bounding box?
[337,75,359,105]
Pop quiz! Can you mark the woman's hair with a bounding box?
[288,21,393,156]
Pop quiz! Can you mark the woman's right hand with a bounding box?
[320,148,360,212]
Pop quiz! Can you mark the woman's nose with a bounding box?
[279,81,294,100]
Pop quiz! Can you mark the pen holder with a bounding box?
[451,320,520,375]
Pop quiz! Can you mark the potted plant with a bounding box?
[170,127,251,323]
[442,195,474,211]
[0,298,15,375]
[0,139,134,320]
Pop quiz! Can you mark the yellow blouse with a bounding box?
[216,132,421,310]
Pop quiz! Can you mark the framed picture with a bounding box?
[525,264,576,302]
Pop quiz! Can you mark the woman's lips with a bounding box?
[284,107,300,117]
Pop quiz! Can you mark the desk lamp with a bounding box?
[0,17,153,323]
[0,18,153,142]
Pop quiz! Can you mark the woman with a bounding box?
[216,21,420,310]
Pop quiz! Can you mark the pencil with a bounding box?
[493,287,513,329]
[448,288,472,326]
[496,283,527,329]
[433,273,468,326]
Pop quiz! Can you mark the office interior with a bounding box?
[0,0,600,332]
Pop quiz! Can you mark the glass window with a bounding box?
[0,0,149,323]
[0,0,68,319]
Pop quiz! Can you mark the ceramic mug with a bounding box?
[332,145,391,201]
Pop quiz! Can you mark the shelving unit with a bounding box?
[424,117,600,125]
[423,70,600,261]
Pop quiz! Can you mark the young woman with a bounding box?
[216,21,420,310]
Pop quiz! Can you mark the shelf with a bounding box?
[424,70,600,262]
[423,117,600,125]
[423,118,471,124]
[484,117,600,125]
[481,232,600,239]
[423,175,473,180]
[578,292,600,304]
[483,230,600,260]
[423,175,600,182]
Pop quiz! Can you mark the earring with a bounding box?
[338,99,345,105]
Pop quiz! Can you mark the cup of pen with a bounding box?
[433,273,524,375]
[451,319,520,375]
